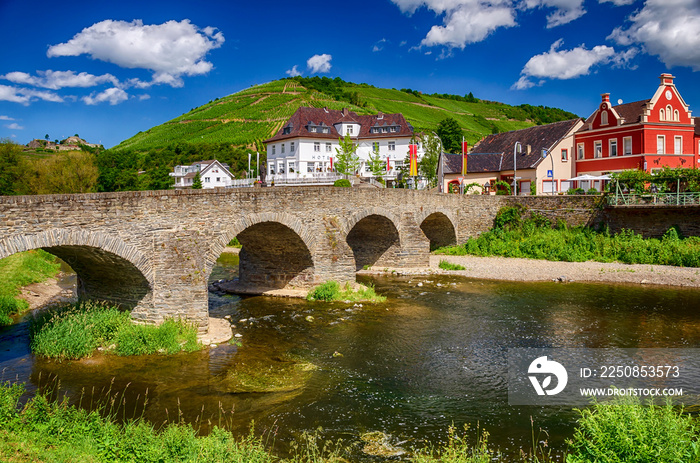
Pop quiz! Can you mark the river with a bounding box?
[2,253,700,460]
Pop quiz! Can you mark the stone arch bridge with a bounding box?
[0,187,595,333]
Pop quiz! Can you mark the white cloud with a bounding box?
[286,65,302,77]
[83,87,129,105]
[0,115,14,120]
[47,19,224,87]
[522,0,586,28]
[609,0,700,70]
[307,54,332,73]
[512,39,617,89]
[392,0,591,50]
[5,122,24,130]
[373,38,388,52]
[0,85,64,104]
[1,70,119,89]
[600,0,636,5]
[139,94,151,101]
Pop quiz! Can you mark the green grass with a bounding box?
[306,281,386,303]
[567,397,700,463]
[0,381,275,463]
[0,250,60,325]
[29,301,200,360]
[438,260,466,271]
[114,78,576,152]
[412,425,495,463]
[436,206,700,267]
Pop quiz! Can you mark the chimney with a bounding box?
[377,111,384,119]
[660,73,675,85]
[342,108,349,116]
[601,93,610,104]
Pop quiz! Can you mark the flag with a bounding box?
[462,138,468,176]
[330,157,333,170]
[409,144,418,176]
[387,156,391,172]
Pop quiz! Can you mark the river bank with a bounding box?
[358,255,700,288]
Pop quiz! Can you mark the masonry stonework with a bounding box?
[0,188,696,333]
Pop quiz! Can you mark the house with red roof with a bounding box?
[574,73,700,190]
[264,107,421,183]
[170,160,234,189]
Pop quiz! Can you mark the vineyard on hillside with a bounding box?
[114,77,578,152]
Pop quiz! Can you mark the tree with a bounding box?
[366,145,386,178]
[419,133,441,188]
[334,134,360,177]
[20,151,99,195]
[436,117,462,153]
[192,171,203,189]
[45,134,49,141]
[0,139,23,195]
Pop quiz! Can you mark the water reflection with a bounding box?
[3,258,700,460]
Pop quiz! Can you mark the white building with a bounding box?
[170,160,235,189]
[264,107,423,183]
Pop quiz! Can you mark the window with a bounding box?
[289,162,295,172]
[205,177,210,183]
[372,142,379,152]
[314,142,320,152]
[290,142,295,152]
[272,145,276,155]
[561,148,568,161]
[609,139,618,157]
[577,143,584,160]
[388,141,395,151]
[216,177,221,182]
[281,143,285,154]
[657,135,665,154]
[623,137,632,156]
[675,136,682,154]
[307,163,313,173]
[601,111,608,125]
[283,126,291,134]
[660,108,665,121]
[346,125,354,135]
[674,110,680,121]
[323,127,330,134]
[594,141,602,158]
[391,126,398,132]
[667,105,672,120]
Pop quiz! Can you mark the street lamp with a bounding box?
[542,148,555,195]
[513,142,522,195]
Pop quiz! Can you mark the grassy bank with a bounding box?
[436,205,700,267]
[0,249,60,325]
[306,281,386,303]
[29,301,200,360]
[1,381,697,463]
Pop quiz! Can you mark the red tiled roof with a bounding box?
[264,107,414,143]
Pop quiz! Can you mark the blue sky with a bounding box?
[1,0,698,148]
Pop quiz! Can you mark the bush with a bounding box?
[306,281,386,302]
[493,180,511,195]
[586,187,599,195]
[333,179,351,187]
[307,281,341,301]
[567,187,586,195]
[568,397,700,463]
[494,205,524,230]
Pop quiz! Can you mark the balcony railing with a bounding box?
[267,173,342,185]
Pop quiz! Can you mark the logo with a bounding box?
[528,356,568,396]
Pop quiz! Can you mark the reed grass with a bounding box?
[306,281,386,303]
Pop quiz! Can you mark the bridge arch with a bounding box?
[0,229,153,308]
[208,212,317,290]
[416,209,458,250]
[343,209,402,271]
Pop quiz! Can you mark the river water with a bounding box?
[2,254,700,460]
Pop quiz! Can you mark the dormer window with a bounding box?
[322,127,330,134]
[601,111,608,125]
[283,126,292,135]
[310,126,317,133]
[346,126,354,135]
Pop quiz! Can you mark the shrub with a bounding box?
[115,319,199,356]
[567,187,586,195]
[493,180,511,195]
[494,205,524,230]
[586,187,600,195]
[439,260,466,271]
[333,179,351,187]
[307,281,341,301]
[568,397,700,463]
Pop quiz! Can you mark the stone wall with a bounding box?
[1,187,697,332]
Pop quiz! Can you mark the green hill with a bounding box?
[114,77,578,152]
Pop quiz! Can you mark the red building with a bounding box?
[575,74,700,181]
